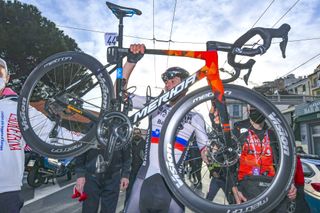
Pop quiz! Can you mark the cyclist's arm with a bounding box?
[123,61,136,85]
[192,113,210,164]
[193,113,208,151]
[121,44,146,90]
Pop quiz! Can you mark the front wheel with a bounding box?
[159,84,296,213]
[17,51,114,159]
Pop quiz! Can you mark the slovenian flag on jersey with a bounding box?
[151,130,187,151]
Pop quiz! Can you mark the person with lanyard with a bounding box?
[73,142,131,213]
[232,106,297,212]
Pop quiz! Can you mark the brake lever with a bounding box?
[280,35,288,58]
[242,59,256,85]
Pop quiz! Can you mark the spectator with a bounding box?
[0,57,25,213]
[187,137,203,190]
[232,106,297,212]
[205,106,235,203]
[74,144,131,213]
[206,162,226,201]
[291,155,310,213]
[124,128,146,205]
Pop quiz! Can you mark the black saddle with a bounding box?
[106,1,142,19]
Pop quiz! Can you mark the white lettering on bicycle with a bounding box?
[166,142,183,188]
[96,72,109,109]
[192,90,232,103]
[268,112,290,156]
[227,197,268,213]
[192,92,214,103]
[51,143,83,153]
[142,129,151,166]
[43,57,72,68]
[133,74,196,123]
[20,97,29,131]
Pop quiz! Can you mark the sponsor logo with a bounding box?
[166,142,183,188]
[20,97,29,131]
[142,129,151,166]
[133,74,196,123]
[43,56,72,68]
[51,143,83,153]
[268,112,290,156]
[96,72,109,109]
[192,90,232,103]
[0,112,4,151]
[227,197,268,213]
[7,113,22,150]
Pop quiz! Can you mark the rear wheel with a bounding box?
[17,51,114,159]
[159,84,296,213]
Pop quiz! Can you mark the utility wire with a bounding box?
[251,0,276,28]
[166,0,178,67]
[280,52,320,78]
[152,0,158,88]
[272,0,301,28]
[56,25,320,45]
[226,0,301,86]
[221,0,276,80]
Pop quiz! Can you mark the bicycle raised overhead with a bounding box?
[17,2,296,213]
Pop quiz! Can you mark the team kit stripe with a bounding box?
[151,130,187,151]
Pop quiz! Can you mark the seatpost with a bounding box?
[115,16,124,110]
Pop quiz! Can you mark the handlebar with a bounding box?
[225,23,290,84]
[107,24,290,84]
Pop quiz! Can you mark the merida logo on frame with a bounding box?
[133,74,196,123]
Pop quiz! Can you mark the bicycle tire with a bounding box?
[18,51,114,159]
[159,84,296,213]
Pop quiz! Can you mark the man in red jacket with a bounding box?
[291,155,310,213]
[232,107,297,212]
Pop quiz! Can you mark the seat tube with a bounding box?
[215,97,233,147]
[115,17,124,110]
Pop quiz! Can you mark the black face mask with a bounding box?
[249,109,265,124]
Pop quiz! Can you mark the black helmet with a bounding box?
[161,67,189,82]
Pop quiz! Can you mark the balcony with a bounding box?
[265,94,320,105]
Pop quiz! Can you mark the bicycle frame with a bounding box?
[56,19,235,149]
[61,1,290,149]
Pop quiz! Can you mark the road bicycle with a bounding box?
[17,2,296,213]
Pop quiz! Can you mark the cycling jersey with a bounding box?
[132,95,207,178]
[125,94,208,213]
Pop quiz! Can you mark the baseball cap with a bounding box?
[0,58,8,75]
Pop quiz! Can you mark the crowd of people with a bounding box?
[0,43,311,213]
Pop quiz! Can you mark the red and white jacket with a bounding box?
[0,88,25,193]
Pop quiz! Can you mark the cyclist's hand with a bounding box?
[75,177,85,193]
[287,183,297,200]
[232,186,247,204]
[127,43,145,63]
[120,177,129,190]
[200,147,209,164]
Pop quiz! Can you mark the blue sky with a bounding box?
[20,0,320,93]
